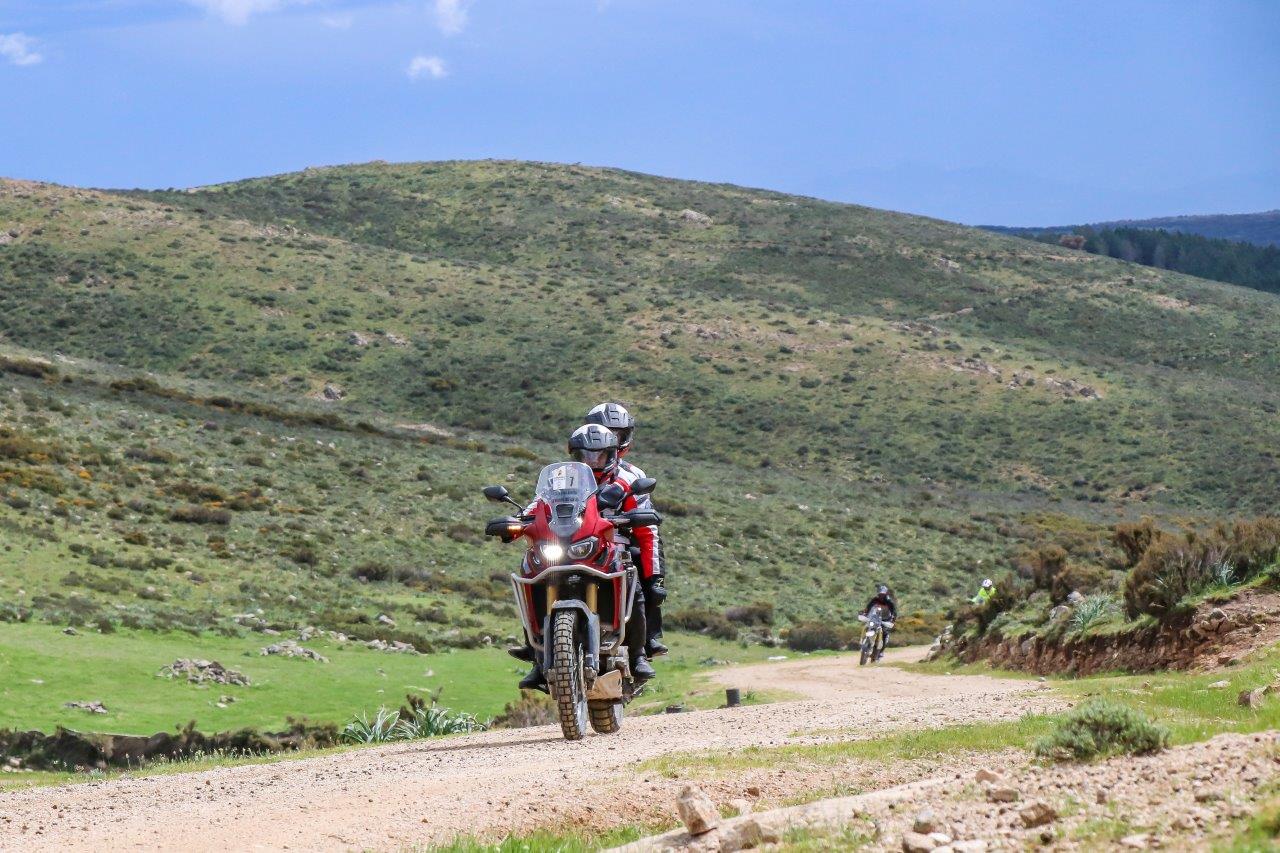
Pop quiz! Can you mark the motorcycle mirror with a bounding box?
[597,483,626,509]
[483,484,524,511]
[631,477,657,496]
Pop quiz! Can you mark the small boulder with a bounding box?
[1066,590,1085,605]
[951,842,988,853]
[1238,687,1267,709]
[974,768,1002,784]
[321,383,345,401]
[902,832,939,852]
[1208,680,1231,689]
[62,627,78,636]
[986,785,1020,803]
[347,331,370,347]
[1119,834,1150,849]
[678,208,713,225]
[675,784,719,836]
[63,700,108,714]
[727,798,753,817]
[376,613,396,628]
[913,808,940,834]
[1019,801,1057,828]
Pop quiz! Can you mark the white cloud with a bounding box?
[406,54,447,80]
[320,14,353,29]
[432,0,469,36]
[185,0,313,26]
[0,32,43,67]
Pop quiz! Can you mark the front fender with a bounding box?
[542,600,600,674]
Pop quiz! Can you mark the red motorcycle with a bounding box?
[483,461,660,740]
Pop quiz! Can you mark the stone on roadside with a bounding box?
[987,785,1020,803]
[675,784,719,836]
[1208,680,1230,689]
[1019,800,1057,828]
[902,831,939,852]
[951,842,988,853]
[727,798,753,817]
[975,768,1002,784]
[1119,833,1150,849]
[913,808,940,834]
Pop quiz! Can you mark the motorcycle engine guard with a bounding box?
[586,668,623,701]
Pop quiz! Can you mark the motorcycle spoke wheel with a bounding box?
[549,610,589,740]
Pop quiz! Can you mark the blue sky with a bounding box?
[1,0,1276,224]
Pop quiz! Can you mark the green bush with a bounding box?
[1034,699,1169,761]
[1123,517,1280,618]
[786,621,855,652]
[666,607,738,641]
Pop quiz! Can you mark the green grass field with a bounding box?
[0,624,773,734]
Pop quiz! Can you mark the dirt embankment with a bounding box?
[957,589,1280,676]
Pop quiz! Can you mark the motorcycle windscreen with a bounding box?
[534,461,598,539]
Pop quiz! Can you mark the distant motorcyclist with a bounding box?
[585,402,668,658]
[862,584,897,648]
[511,424,656,690]
[970,578,995,605]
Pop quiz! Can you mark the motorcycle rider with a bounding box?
[584,402,668,658]
[862,584,898,649]
[511,423,657,691]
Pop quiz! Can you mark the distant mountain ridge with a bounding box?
[984,209,1280,247]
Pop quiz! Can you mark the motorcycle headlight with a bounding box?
[540,542,565,564]
[566,537,599,561]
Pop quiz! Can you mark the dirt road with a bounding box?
[0,648,1054,852]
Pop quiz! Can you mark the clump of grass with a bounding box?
[1034,699,1169,761]
[1069,594,1119,633]
[340,699,486,744]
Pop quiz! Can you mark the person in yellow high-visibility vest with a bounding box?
[970,578,995,605]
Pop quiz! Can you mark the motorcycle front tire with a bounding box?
[549,610,589,740]
[859,638,871,666]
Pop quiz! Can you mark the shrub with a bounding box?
[667,607,738,641]
[786,621,855,652]
[724,601,774,626]
[1112,518,1163,568]
[1069,594,1119,633]
[1123,534,1214,618]
[1034,699,1169,761]
[169,505,232,525]
[491,691,557,728]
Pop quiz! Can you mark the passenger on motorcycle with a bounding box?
[585,402,667,658]
[862,584,898,648]
[512,423,657,690]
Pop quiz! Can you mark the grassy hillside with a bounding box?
[0,161,1278,730]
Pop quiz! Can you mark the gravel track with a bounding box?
[0,647,1054,852]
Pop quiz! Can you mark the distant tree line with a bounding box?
[1012,226,1280,295]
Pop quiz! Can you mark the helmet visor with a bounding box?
[571,447,612,469]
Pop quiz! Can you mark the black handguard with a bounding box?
[484,516,524,542]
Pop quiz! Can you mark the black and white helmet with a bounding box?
[567,423,619,479]
[585,402,635,452]
[877,584,890,596]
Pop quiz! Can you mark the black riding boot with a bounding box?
[626,583,652,682]
[643,576,668,657]
[518,663,547,692]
